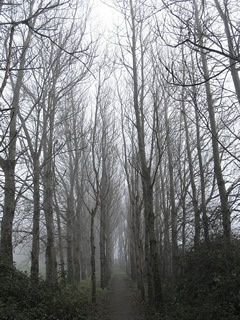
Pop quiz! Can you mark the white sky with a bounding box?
[92,0,115,33]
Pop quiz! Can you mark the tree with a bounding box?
[0,0,80,267]
[0,2,35,264]
[120,88,145,299]
[115,0,163,308]
[193,0,231,249]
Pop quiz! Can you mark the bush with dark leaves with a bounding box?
[0,264,92,320]
[162,235,240,320]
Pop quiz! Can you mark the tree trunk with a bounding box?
[129,209,136,281]
[159,162,171,278]
[193,94,210,247]
[31,156,40,281]
[43,109,57,286]
[181,87,200,249]
[194,0,231,249]
[214,0,240,104]
[164,96,178,277]
[80,234,87,280]
[134,199,145,301]
[0,159,15,264]
[100,205,106,289]
[90,210,96,303]
[43,160,57,286]
[0,25,33,264]
[55,198,66,284]
[73,202,81,285]
[66,194,74,284]
[0,0,3,14]
[129,0,162,307]
[105,224,112,284]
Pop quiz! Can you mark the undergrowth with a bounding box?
[159,235,240,320]
[0,265,102,320]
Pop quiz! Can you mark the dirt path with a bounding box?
[109,273,145,320]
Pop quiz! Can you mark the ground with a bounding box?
[97,272,145,320]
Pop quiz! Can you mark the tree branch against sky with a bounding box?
[0,1,240,319]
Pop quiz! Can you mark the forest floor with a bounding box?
[96,272,146,320]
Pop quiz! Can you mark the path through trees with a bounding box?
[0,1,240,319]
[109,272,145,320]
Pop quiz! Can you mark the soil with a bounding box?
[108,273,145,320]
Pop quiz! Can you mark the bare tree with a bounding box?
[193,0,231,249]
[114,0,164,308]
[0,1,36,264]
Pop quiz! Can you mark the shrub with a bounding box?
[0,264,92,320]
[162,235,240,320]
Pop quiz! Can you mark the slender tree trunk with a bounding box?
[121,90,145,299]
[129,0,162,308]
[0,159,15,264]
[178,148,187,263]
[154,177,161,258]
[100,202,106,289]
[181,194,186,257]
[134,200,145,301]
[0,25,33,264]
[129,208,136,281]
[214,0,240,104]
[0,1,3,14]
[90,210,96,303]
[144,180,163,307]
[164,96,178,277]
[194,0,231,249]
[160,162,171,278]
[99,142,110,289]
[73,202,81,284]
[43,107,57,286]
[66,194,74,284]
[31,156,40,281]
[80,234,87,280]
[193,97,210,246]
[181,88,200,249]
[55,199,65,284]
[105,224,112,284]
[43,160,57,286]
[189,51,210,247]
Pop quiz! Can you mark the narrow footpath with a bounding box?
[109,273,145,320]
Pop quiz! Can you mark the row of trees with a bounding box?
[0,1,121,301]
[0,0,239,310]
[114,0,240,309]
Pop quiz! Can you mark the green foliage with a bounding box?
[162,235,240,320]
[0,264,93,320]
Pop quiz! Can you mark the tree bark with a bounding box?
[159,162,171,278]
[164,95,178,277]
[129,0,163,307]
[193,93,210,247]
[193,0,231,249]
[73,196,81,285]
[214,0,240,104]
[55,196,66,284]
[42,101,57,286]
[90,210,96,303]
[100,200,106,289]
[0,159,15,264]
[31,156,40,281]
[66,194,74,284]
[0,25,33,264]
[181,86,200,249]
[43,159,57,286]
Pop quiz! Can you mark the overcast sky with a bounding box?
[92,0,115,32]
